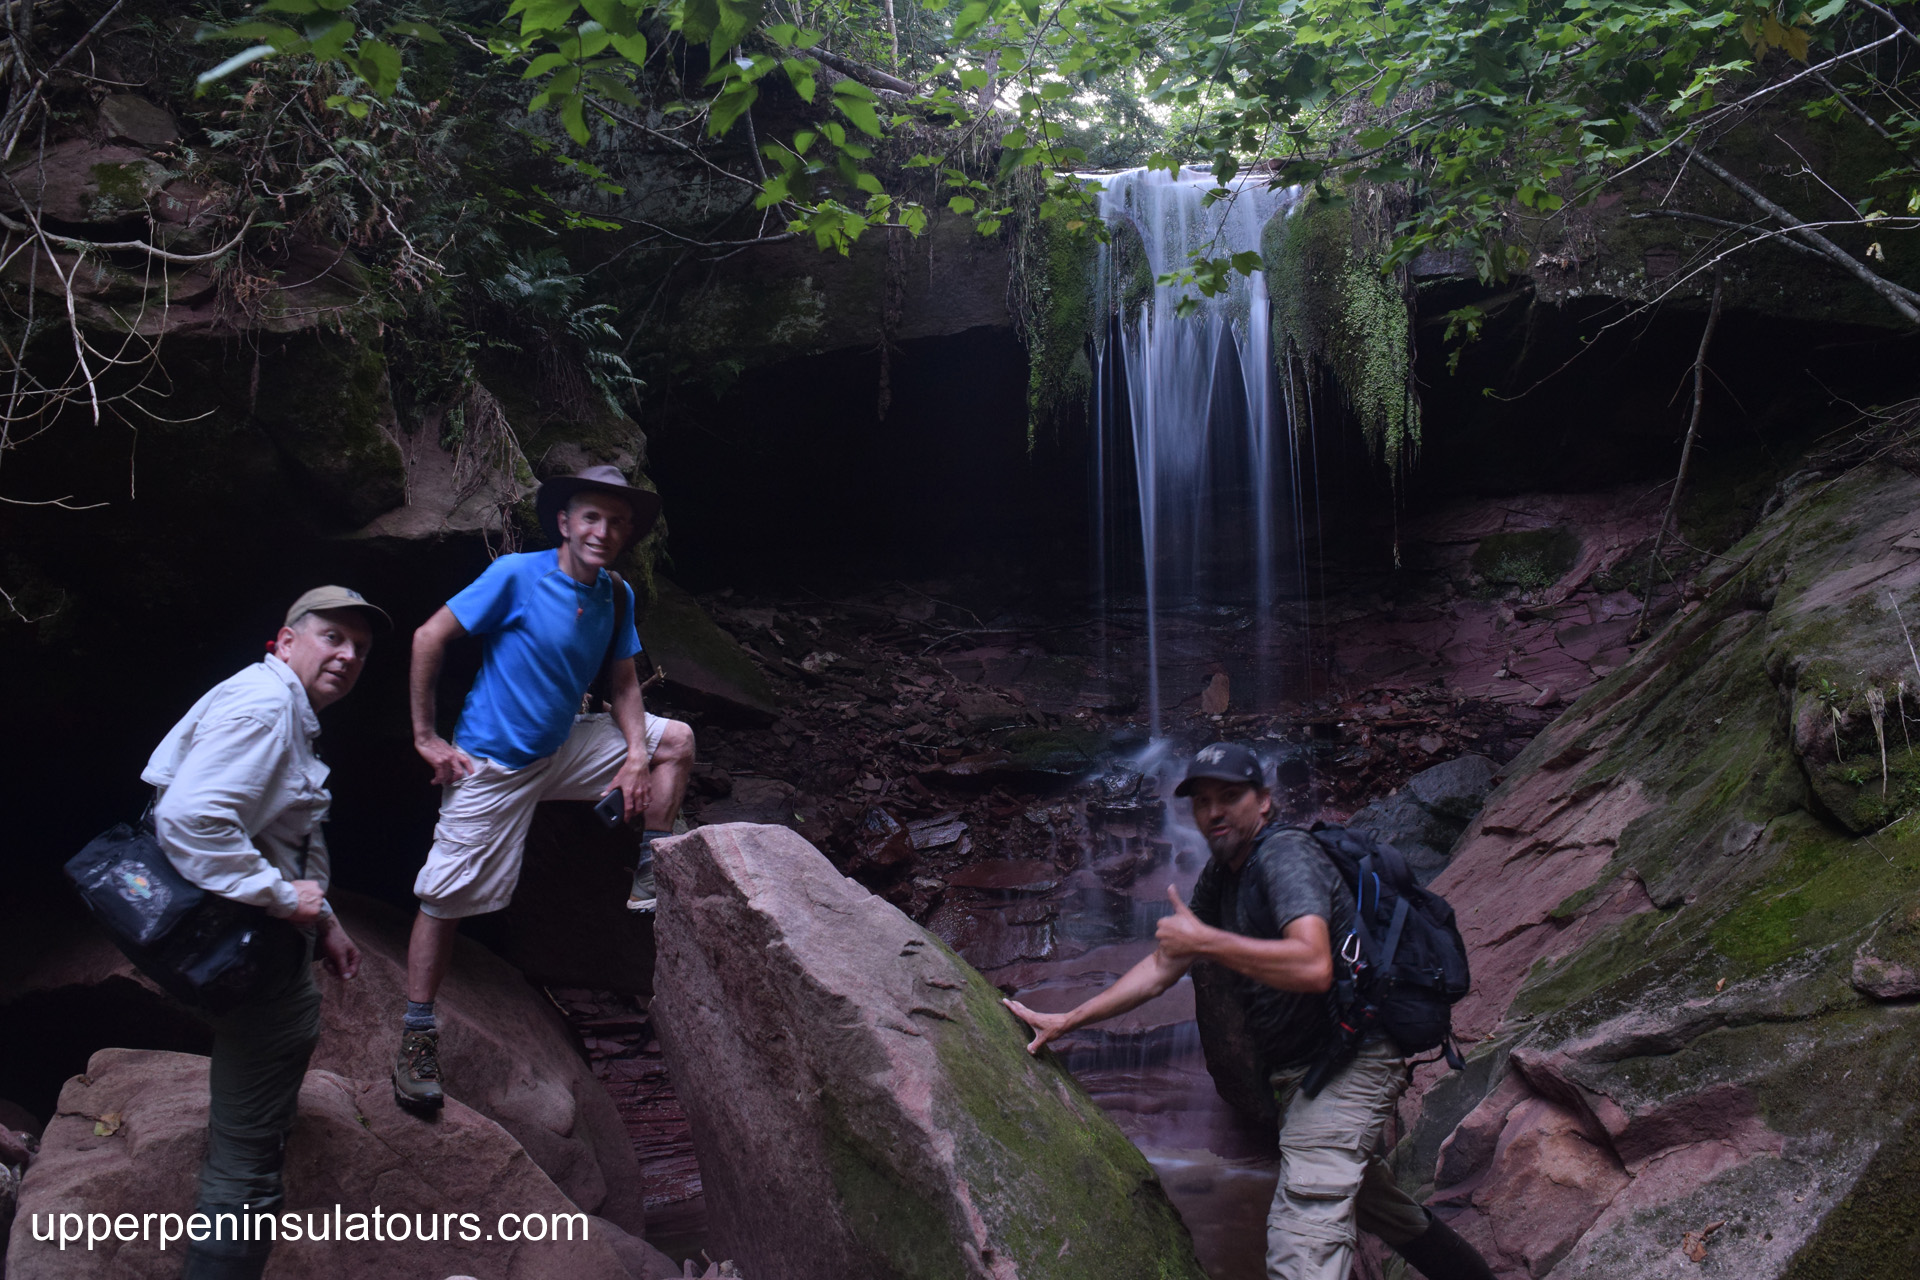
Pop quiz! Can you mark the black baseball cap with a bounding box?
[1173,742,1267,797]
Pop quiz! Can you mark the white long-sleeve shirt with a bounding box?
[142,654,332,918]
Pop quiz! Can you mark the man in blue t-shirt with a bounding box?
[393,465,695,1112]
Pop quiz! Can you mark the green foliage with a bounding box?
[1266,195,1421,469]
[196,0,440,102]
[1472,528,1582,592]
[1014,214,1096,448]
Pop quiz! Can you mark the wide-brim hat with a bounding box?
[535,465,662,548]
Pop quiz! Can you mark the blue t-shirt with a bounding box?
[447,550,642,769]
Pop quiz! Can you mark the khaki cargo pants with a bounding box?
[1266,1041,1430,1280]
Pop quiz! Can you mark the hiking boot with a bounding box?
[626,862,656,914]
[627,839,663,913]
[392,1029,444,1112]
[1395,1209,1495,1280]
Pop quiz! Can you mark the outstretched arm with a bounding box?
[411,606,475,785]
[1004,946,1194,1055]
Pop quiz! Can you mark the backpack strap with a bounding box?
[603,570,630,682]
[1378,894,1411,970]
[582,571,633,714]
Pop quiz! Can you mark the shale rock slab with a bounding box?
[650,822,1206,1280]
[4,1048,666,1280]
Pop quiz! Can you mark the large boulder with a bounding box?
[316,892,648,1235]
[4,1048,670,1279]
[637,577,778,725]
[1393,462,1920,1278]
[1346,753,1499,883]
[650,822,1207,1280]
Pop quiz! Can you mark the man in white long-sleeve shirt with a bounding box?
[142,585,385,1280]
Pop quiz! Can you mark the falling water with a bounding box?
[1091,167,1306,731]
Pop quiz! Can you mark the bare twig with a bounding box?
[1809,68,1920,175]
[1853,0,1920,51]
[1632,270,1725,642]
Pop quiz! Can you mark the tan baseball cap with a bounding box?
[284,585,392,630]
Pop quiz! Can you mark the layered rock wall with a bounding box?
[1398,461,1920,1277]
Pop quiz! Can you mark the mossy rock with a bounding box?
[636,576,777,725]
[1396,462,1920,1276]
[247,329,404,529]
[652,823,1209,1280]
[1469,526,1580,591]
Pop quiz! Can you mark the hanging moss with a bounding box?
[1015,216,1099,449]
[1264,193,1421,474]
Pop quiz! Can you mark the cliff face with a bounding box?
[1397,460,1920,1278]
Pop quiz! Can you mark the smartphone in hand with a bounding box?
[594,788,625,830]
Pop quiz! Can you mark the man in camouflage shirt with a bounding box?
[1005,743,1491,1280]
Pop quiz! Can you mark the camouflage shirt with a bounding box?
[1188,826,1354,1070]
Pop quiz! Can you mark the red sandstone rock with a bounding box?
[5,1049,666,1279]
[651,822,1207,1280]
[316,893,648,1235]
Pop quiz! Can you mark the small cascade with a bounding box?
[1090,166,1308,731]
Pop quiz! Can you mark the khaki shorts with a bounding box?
[413,713,669,919]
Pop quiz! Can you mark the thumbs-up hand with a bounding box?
[1155,884,1212,959]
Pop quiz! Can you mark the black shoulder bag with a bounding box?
[64,806,308,1014]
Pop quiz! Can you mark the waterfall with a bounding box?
[1091,167,1306,732]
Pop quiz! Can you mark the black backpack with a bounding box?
[1301,823,1471,1095]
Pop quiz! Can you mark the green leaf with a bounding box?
[581,0,641,34]
[793,129,817,153]
[523,51,573,78]
[680,0,764,49]
[836,94,882,136]
[529,64,581,110]
[677,0,720,41]
[755,173,792,207]
[948,195,976,214]
[707,81,760,135]
[261,0,320,12]
[355,39,403,96]
[954,0,1004,40]
[610,32,648,62]
[784,57,817,101]
[561,92,591,143]
[307,18,354,61]
[514,0,581,36]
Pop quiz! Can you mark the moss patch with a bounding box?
[1471,527,1580,591]
[924,941,1208,1279]
[1020,218,1098,448]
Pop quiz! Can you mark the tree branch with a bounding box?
[1809,67,1920,174]
[1629,104,1920,325]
